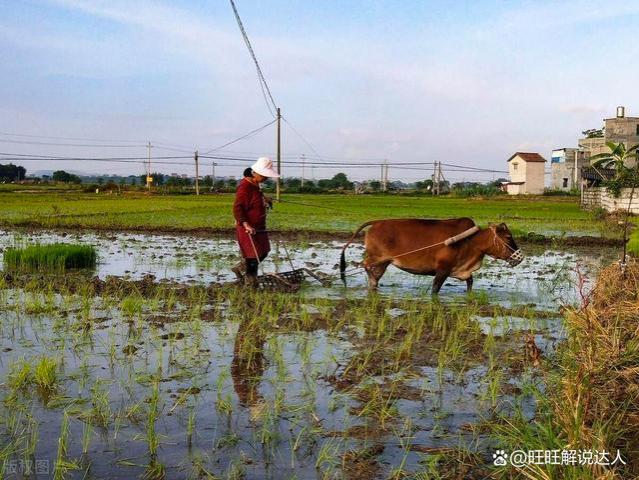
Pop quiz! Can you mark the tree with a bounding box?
[591,141,638,175]
[591,141,639,269]
[139,173,165,186]
[582,128,604,138]
[52,170,81,184]
[201,175,213,187]
[369,180,381,191]
[414,179,433,191]
[0,163,26,181]
[318,172,353,191]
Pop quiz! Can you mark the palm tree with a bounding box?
[591,142,639,269]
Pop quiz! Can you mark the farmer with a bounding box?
[232,157,279,285]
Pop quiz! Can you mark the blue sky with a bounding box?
[1,0,638,181]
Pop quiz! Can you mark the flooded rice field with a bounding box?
[0,229,617,479]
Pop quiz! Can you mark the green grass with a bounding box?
[628,231,639,255]
[0,190,609,238]
[3,243,97,271]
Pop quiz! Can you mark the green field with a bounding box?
[0,190,613,239]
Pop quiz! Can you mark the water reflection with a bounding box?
[231,319,266,407]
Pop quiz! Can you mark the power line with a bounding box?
[0,138,147,148]
[281,116,326,163]
[0,150,507,172]
[440,163,508,173]
[0,151,192,161]
[0,131,143,144]
[228,0,277,116]
[202,119,276,155]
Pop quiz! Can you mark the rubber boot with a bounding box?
[232,259,246,280]
[244,274,258,288]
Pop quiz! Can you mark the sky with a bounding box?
[1,0,638,182]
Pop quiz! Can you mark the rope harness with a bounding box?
[490,229,524,266]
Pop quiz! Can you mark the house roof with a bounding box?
[507,152,547,163]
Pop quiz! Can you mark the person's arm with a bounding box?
[233,184,255,234]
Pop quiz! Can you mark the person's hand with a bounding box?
[242,222,256,235]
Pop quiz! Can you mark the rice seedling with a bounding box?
[225,458,245,480]
[120,294,144,320]
[34,356,59,392]
[82,379,111,428]
[53,411,80,480]
[7,359,33,392]
[4,243,97,271]
[81,421,92,454]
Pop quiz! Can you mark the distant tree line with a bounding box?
[0,163,26,181]
[11,167,518,197]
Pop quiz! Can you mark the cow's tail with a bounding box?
[340,221,378,285]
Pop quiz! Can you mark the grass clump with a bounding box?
[3,243,97,271]
[492,261,639,479]
[34,357,59,391]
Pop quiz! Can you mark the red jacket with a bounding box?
[233,178,270,259]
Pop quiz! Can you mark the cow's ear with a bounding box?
[497,223,507,232]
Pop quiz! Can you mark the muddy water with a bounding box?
[0,229,614,307]
[0,229,618,479]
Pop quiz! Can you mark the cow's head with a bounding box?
[486,223,523,267]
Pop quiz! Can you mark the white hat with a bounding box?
[251,156,280,178]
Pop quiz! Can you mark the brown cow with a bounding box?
[340,218,522,294]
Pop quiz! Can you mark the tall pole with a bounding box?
[194,150,200,195]
[212,162,216,183]
[301,154,305,187]
[146,142,152,192]
[276,107,281,201]
[384,160,389,191]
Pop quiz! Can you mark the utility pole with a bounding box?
[276,107,281,201]
[301,154,305,187]
[383,159,389,192]
[194,150,200,195]
[146,142,152,192]
[211,162,216,183]
[433,161,443,195]
[381,159,388,192]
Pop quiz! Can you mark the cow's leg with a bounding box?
[432,272,448,296]
[466,276,473,293]
[365,260,390,290]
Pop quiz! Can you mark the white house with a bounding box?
[503,152,546,195]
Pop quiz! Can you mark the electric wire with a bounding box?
[228,0,278,116]
[202,119,277,155]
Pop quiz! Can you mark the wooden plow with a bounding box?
[256,268,332,292]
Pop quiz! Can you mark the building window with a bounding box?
[512,162,518,171]
[562,178,568,188]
